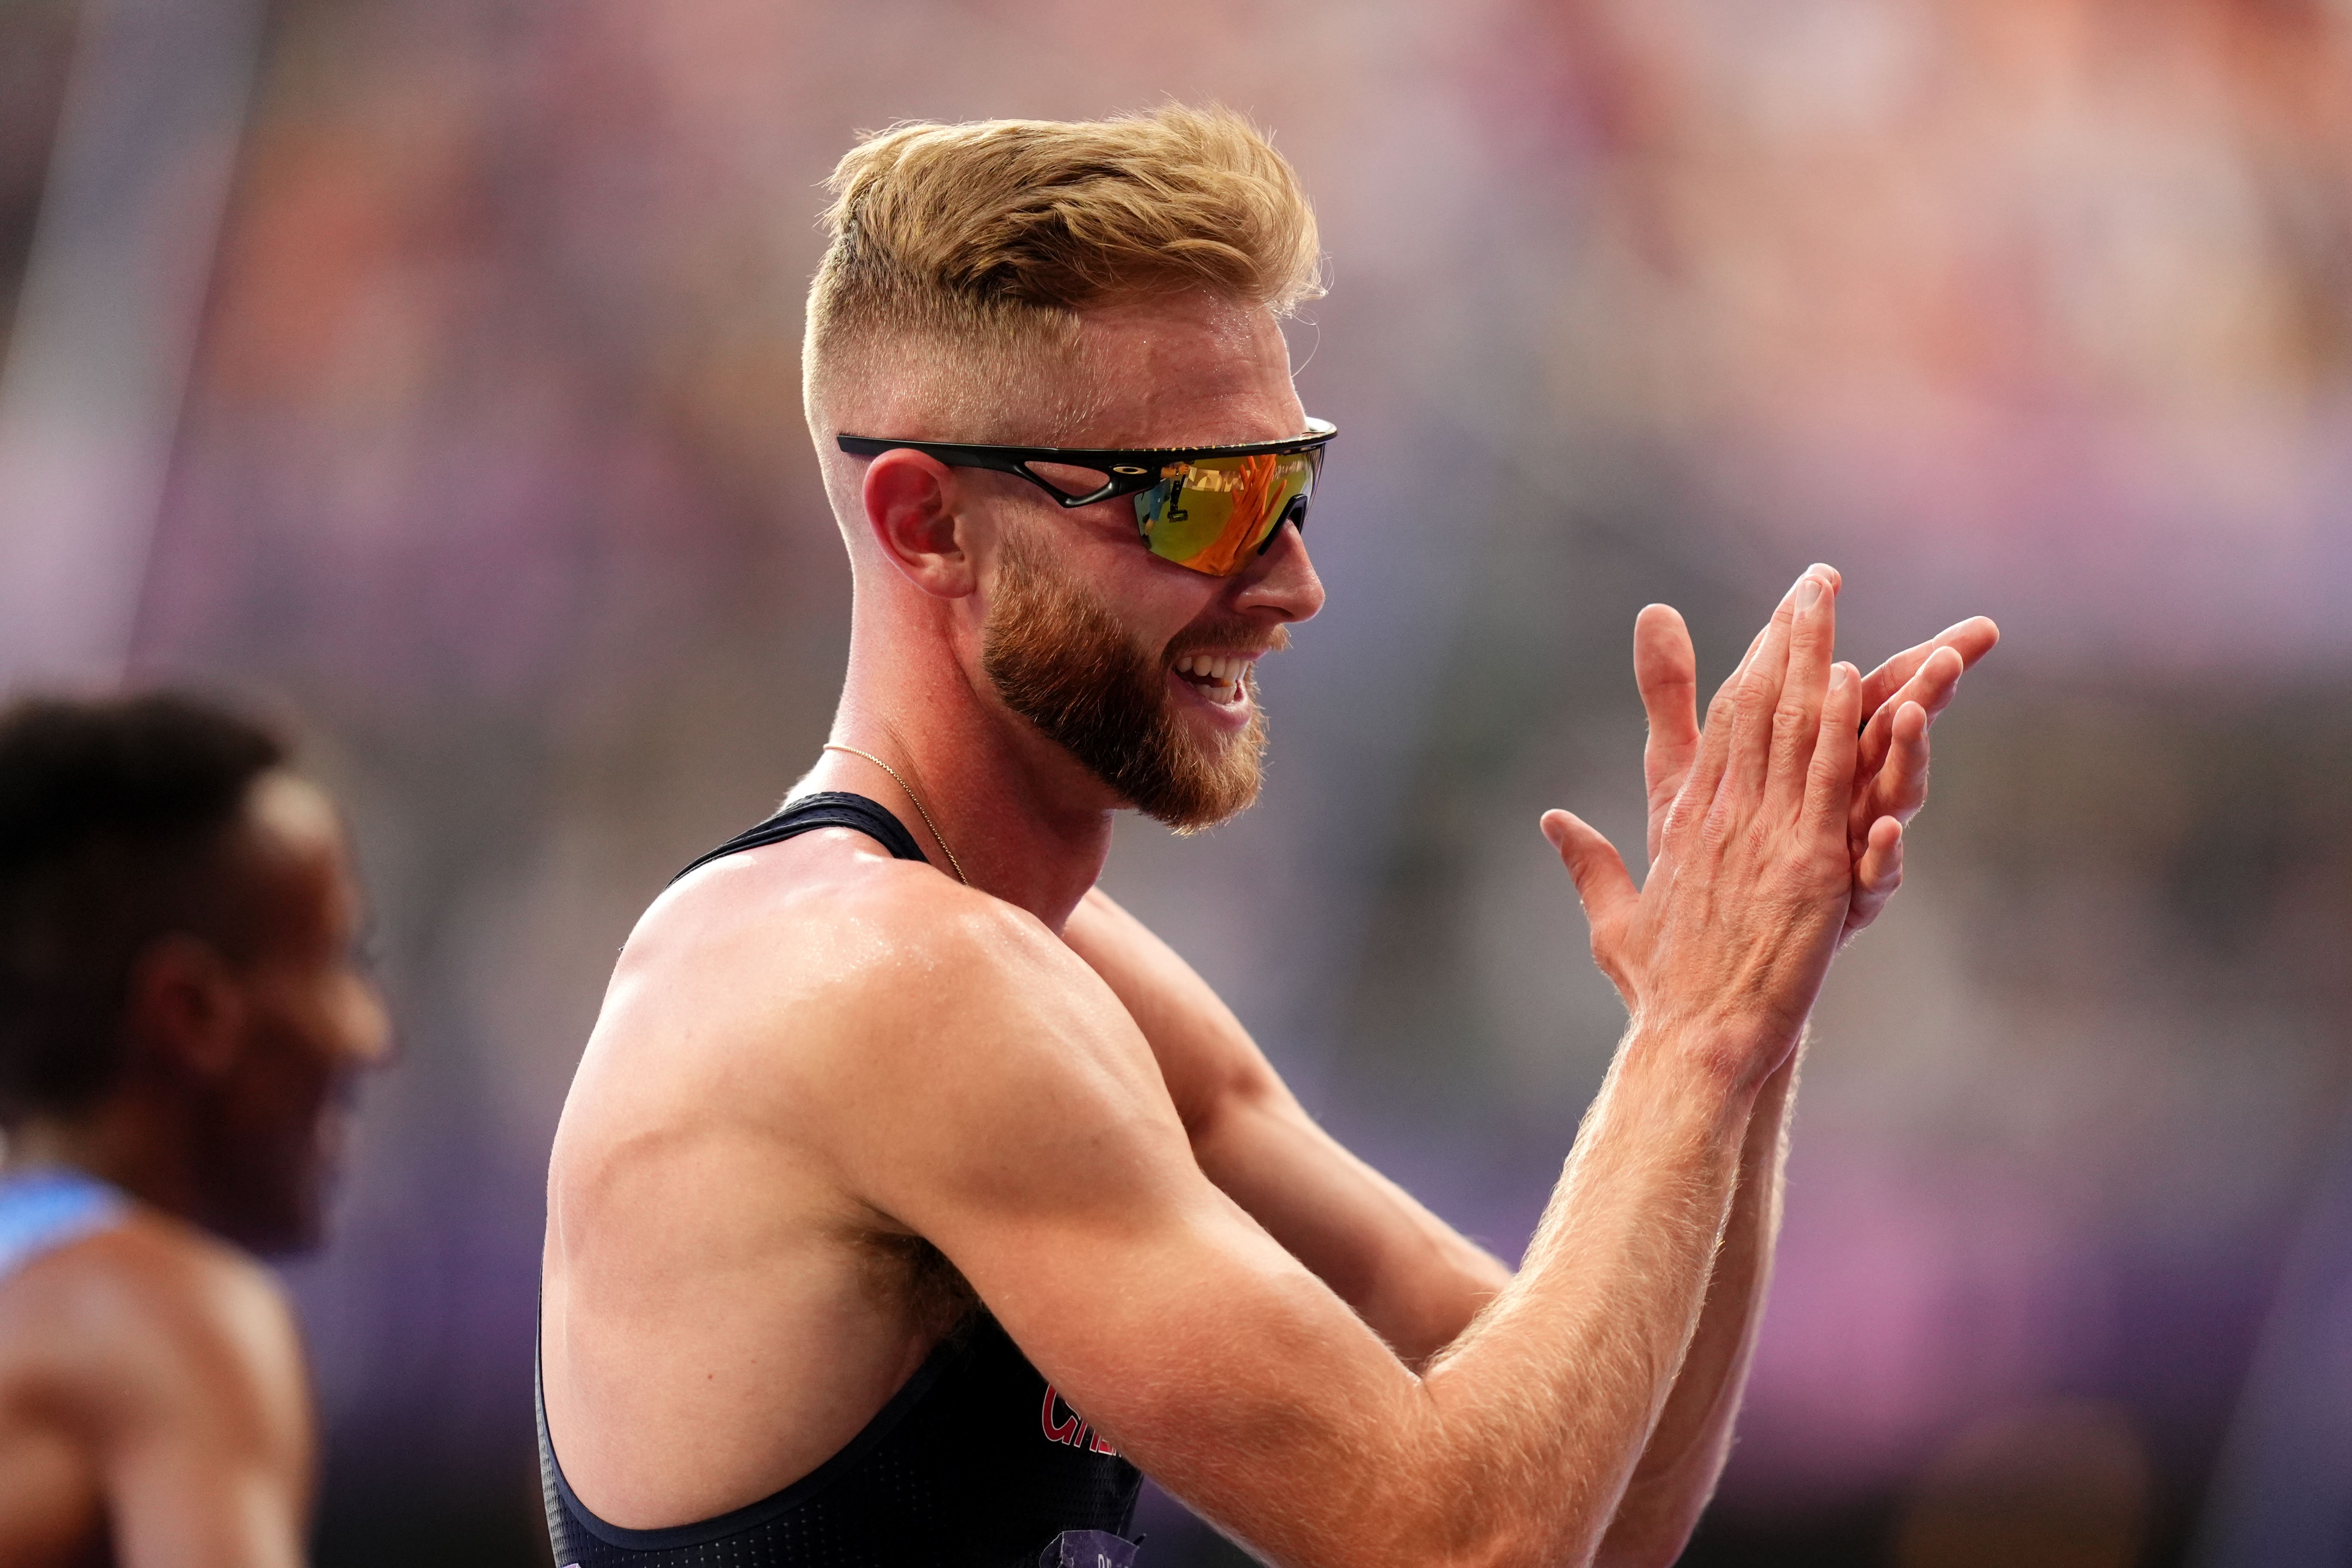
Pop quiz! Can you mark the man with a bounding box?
[0,693,390,1568]
[539,106,1997,1568]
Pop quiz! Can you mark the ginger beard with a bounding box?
[982,530,1277,833]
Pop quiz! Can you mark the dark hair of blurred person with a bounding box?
[0,691,390,1568]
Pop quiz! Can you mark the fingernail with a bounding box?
[1797,576,1823,610]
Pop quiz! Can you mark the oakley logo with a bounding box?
[1111,465,1147,475]
[1040,1384,1120,1456]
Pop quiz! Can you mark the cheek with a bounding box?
[1092,557,1223,652]
[245,985,345,1103]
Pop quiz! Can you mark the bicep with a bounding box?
[1195,1088,1512,1362]
[1068,890,1511,1355]
[833,935,1431,1558]
[915,1105,1431,1559]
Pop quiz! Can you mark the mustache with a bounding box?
[1164,622,1291,664]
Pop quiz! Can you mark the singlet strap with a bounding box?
[670,791,930,886]
[0,1168,125,1282]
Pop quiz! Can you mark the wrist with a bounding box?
[1619,1013,1793,1105]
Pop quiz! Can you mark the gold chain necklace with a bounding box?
[821,743,968,886]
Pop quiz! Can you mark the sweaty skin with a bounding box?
[540,292,1996,1568]
[0,776,389,1568]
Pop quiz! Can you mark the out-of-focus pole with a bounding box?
[0,0,267,691]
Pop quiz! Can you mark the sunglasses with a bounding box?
[837,419,1336,578]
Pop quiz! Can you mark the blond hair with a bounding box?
[803,105,1321,447]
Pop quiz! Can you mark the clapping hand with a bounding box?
[1540,568,1998,1072]
[1623,569,1997,945]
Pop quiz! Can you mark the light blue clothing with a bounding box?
[0,1167,126,1284]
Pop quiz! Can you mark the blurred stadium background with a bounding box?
[4,1,2351,1564]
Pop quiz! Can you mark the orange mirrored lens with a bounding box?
[1133,452,1315,575]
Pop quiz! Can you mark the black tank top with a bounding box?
[537,793,1145,1568]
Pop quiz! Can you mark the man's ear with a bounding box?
[864,449,979,599]
[123,934,248,1080]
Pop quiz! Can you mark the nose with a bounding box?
[343,977,395,1070]
[1233,519,1324,624]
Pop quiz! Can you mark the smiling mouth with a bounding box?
[1172,652,1255,705]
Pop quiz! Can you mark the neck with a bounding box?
[4,1084,203,1218]
[817,610,1117,932]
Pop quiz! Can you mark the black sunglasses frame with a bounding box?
[835,419,1337,512]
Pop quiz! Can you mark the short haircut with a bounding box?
[803,104,1323,446]
[0,692,287,1121]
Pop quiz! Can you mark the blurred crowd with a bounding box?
[3,0,2349,1563]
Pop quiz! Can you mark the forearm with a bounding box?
[1346,1169,1513,1367]
[1061,888,1512,1359]
[1594,1037,1800,1567]
[1195,1096,1511,1365]
[1408,1025,1768,1568]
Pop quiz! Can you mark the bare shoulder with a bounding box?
[1063,887,1282,1131]
[573,829,1164,1156]
[1,1209,306,1440]
[628,829,1073,993]
[624,829,1118,1031]
[1065,886,1233,1022]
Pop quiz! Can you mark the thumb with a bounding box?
[1540,809,1639,927]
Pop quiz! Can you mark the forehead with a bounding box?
[1065,294,1304,450]
[236,774,357,932]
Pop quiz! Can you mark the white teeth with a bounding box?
[1173,653,1254,691]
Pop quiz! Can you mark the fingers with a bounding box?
[1635,605,1699,859]
[1855,616,1999,717]
[1724,570,1814,802]
[1843,815,1905,937]
[1541,809,1639,929]
[1802,662,1863,828]
[1862,699,1932,833]
[1855,814,1903,894]
[1856,642,1962,783]
[1682,631,1761,835]
[1636,605,1700,786]
[1763,568,1839,822]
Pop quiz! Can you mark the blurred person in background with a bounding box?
[0,693,390,1568]
[538,107,1996,1568]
